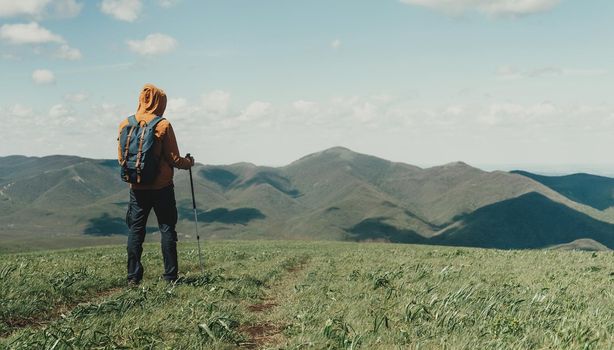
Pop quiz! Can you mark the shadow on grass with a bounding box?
[200,168,238,189]
[83,213,158,236]
[179,207,266,226]
[237,171,301,197]
[174,273,225,287]
[346,217,426,244]
[84,213,128,236]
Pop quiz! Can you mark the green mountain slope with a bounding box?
[512,170,614,210]
[0,155,83,182]
[549,238,611,251]
[2,148,614,250]
[434,192,614,249]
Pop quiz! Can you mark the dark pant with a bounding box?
[126,185,179,282]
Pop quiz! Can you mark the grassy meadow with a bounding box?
[1,240,613,349]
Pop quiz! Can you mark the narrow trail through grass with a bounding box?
[239,254,312,348]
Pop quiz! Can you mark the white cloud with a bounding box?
[46,104,77,127]
[0,22,64,44]
[167,97,187,111]
[564,69,610,77]
[352,101,378,123]
[497,65,609,80]
[293,100,318,114]
[51,0,82,18]
[202,90,231,115]
[239,101,271,122]
[32,69,55,85]
[526,66,563,78]
[2,100,133,158]
[0,22,82,60]
[48,103,70,118]
[158,0,179,8]
[1,52,18,60]
[496,65,522,80]
[474,102,559,128]
[479,0,559,17]
[166,97,190,119]
[8,91,614,169]
[54,44,82,60]
[0,0,50,18]
[127,33,177,55]
[0,0,82,19]
[400,0,561,17]
[100,0,141,22]
[47,103,76,127]
[64,92,88,102]
[6,104,34,117]
[331,39,341,50]
[90,102,131,129]
[138,93,614,143]
[140,92,274,130]
[143,94,614,166]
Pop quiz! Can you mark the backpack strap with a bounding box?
[134,126,147,183]
[148,115,166,165]
[148,115,165,162]
[146,115,165,131]
[127,115,138,126]
[122,115,138,166]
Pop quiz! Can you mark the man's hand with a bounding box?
[185,153,195,167]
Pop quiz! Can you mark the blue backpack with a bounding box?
[118,115,165,184]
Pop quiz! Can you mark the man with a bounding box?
[117,83,194,285]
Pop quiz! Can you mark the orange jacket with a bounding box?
[117,115,192,190]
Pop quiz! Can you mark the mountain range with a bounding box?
[2,147,614,251]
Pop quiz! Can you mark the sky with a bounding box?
[1,0,614,171]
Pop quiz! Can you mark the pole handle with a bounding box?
[186,153,196,210]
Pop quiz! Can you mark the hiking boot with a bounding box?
[164,277,178,284]
[127,279,140,287]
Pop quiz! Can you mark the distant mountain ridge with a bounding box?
[2,147,614,250]
[511,170,614,210]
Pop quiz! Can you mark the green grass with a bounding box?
[0,232,128,254]
[1,240,613,349]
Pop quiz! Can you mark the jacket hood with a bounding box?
[135,83,167,121]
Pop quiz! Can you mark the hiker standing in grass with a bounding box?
[117,83,194,285]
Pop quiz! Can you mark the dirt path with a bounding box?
[238,256,311,349]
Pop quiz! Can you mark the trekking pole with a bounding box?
[186,153,204,274]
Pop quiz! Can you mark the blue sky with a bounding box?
[2,0,614,171]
